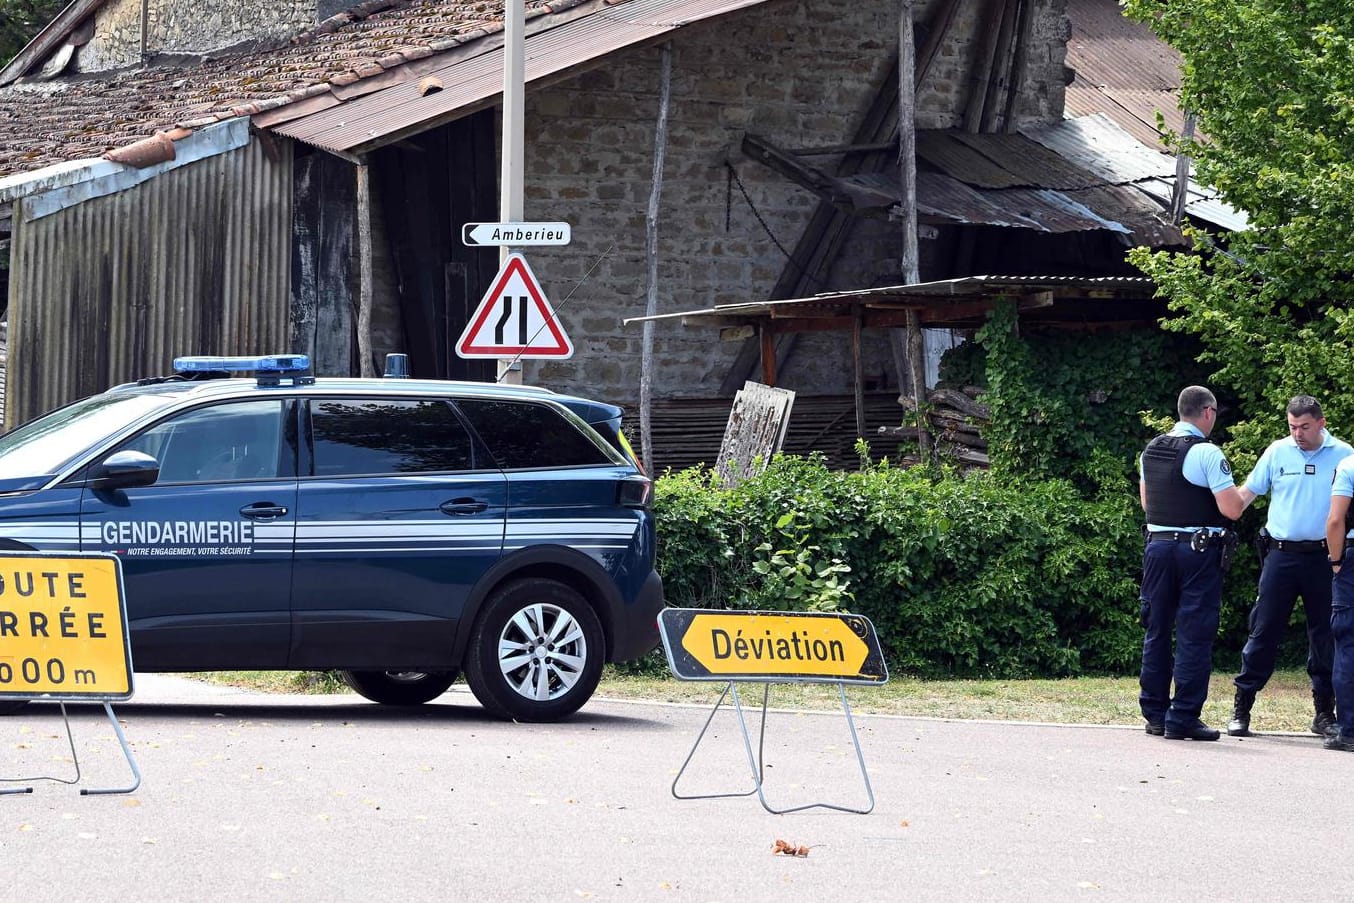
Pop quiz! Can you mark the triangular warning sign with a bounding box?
[456,253,574,359]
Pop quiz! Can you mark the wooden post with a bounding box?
[853,307,866,442]
[640,42,672,473]
[898,0,931,460]
[1171,114,1197,224]
[963,0,1007,133]
[356,162,374,377]
[760,324,778,387]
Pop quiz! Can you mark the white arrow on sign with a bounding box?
[461,221,572,247]
[456,253,574,359]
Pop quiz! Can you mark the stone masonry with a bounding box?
[77,0,318,72]
[508,0,1069,403]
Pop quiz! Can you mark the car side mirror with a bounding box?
[90,450,161,490]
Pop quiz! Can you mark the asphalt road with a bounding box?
[3,676,1349,902]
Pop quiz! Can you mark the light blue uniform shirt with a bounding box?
[1141,422,1235,532]
[1244,429,1354,541]
[1330,455,1354,538]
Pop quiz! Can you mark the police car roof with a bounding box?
[105,376,621,419]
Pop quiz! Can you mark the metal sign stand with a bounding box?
[671,679,875,815]
[1,701,142,796]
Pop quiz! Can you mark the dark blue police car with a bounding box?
[0,354,662,721]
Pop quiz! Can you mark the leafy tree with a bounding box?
[0,1,65,69]
[1122,1,1354,460]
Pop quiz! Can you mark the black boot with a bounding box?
[1312,691,1337,736]
[1227,689,1256,737]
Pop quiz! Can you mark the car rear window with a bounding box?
[309,398,477,476]
[455,399,620,470]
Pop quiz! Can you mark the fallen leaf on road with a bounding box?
[772,839,810,857]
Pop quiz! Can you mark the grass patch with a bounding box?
[197,667,1324,733]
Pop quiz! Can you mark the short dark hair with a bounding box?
[1178,386,1216,419]
[1288,395,1323,420]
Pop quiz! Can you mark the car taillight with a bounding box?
[617,475,652,508]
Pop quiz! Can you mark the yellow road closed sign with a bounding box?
[0,553,133,701]
[659,608,887,684]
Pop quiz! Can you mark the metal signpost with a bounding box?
[0,552,141,795]
[658,607,888,814]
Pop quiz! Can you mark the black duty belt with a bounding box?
[1270,539,1327,553]
[1147,531,1220,543]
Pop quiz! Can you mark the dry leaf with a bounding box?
[771,838,810,857]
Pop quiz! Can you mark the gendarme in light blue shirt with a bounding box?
[1244,429,1354,541]
[1141,422,1235,532]
[1333,456,1354,538]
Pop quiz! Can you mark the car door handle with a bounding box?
[440,498,489,516]
[240,503,289,520]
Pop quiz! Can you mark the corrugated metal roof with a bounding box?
[950,131,1102,191]
[1063,0,1186,143]
[1133,176,1251,232]
[908,172,1130,234]
[1023,113,1173,184]
[1063,81,1177,149]
[836,116,1185,243]
[269,0,774,154]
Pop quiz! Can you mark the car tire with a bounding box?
[465,578,604,722]
[339,670,458,705]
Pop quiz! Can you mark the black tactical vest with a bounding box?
[1141,433,1227,529]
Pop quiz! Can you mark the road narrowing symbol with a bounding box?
[0,552,132,701]
[456,253,574,359]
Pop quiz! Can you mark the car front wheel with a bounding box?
[339,670,458,705]
[465,578,604,722]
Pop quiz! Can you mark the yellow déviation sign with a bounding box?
[0,553,133,701]
[659,608,888,684]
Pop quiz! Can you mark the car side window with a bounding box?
[120,400,284,483]
[455,399,614,469]
[309,398,476,476]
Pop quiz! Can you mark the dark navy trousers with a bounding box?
[1331,552,1354,736]
[1234,548,1333,695]
[1139,539,1224,728]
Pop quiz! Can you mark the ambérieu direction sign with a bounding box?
[462,222,572,247]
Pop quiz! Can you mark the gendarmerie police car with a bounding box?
[0,354,662,722]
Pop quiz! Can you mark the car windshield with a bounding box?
[0,392,175,479]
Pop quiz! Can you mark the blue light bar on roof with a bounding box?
[173,354,311,373]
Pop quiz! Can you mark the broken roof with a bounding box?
[749,113,1241,246]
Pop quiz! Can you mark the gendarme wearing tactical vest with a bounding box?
[1137,385,1244,741]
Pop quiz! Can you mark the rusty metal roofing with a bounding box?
[1063,0,1186,147]
[264,0,773,153]
[907,171,1130,234]
[835,115,1188,245]
[1024,113,1174,184]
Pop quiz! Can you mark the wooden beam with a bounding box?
[853,308,867,441]
[760,325,778,387]
[356,162,374,377]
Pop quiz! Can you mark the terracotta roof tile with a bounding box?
[0,0,587,180]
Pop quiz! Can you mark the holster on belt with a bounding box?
[1254,526,1271,569]
[1220,529,1241,573]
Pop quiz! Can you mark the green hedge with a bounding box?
[652,454,1260,679]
